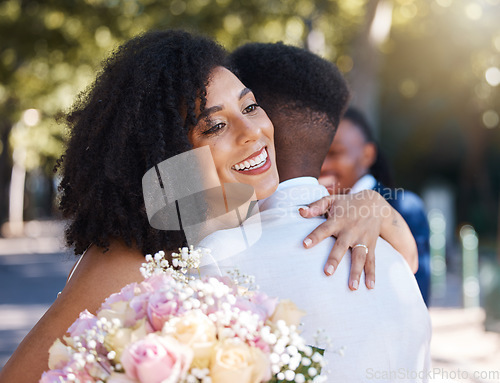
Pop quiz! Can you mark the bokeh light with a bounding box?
[435,0,452,7]
[399,78,419,98]
[493,34,500,51]
[482,110,499,128]
[464,3,483,20]
[337,55,354,73]
[22,109,40,127]
[485,67,500,86]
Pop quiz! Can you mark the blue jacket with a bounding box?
[373,182,431,306]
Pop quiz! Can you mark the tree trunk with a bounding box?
[346,0,383,133]
[0,120,13,232]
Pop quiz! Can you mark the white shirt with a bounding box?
[349,174,377,194]
[199,177,432,382]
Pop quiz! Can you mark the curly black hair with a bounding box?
[228,42,350,180]
[57,30,227,255]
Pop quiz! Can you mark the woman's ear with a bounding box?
[361,142,377,170]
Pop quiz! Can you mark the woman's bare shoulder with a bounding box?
[62,240,146,312]
[0,241,145,383]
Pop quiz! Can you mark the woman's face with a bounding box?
[189,67,279,200]
[319,119,374,193]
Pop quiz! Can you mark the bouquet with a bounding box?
[41,248,326,383]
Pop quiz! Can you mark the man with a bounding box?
[319,107,431,305]
[199,43,431,381]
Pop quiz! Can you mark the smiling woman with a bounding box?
[189,67,279,200]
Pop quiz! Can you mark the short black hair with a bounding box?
[57,30,226,255]
[228,42,350,179]
[343,108,376,143]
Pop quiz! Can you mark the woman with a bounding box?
[0,30,416,382]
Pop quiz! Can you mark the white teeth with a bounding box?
[232,148,268,171]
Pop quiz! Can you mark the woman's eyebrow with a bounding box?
[198,88,254,120]
[239,87,252,99]
[198,105,222,120]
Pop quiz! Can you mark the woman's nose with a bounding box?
[235,117,263,145]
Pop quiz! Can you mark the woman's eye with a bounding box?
[243,103,260,114]
[203,122,226,135]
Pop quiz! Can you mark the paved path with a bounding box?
[0,231,74,369]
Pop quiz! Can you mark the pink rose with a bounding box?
[129,293,150,321]
[39,369,95,383]
[234,293,277,323]
[68,310,97,337]
[142,274,175,291]
[249,292,278,321]
[102,283,140,308]
[147,290,183,331]
[107,372,139,383]
[121,334,192,383]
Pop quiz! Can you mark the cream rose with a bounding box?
[104,318,148,361]
[47,339,72,369]
[98,300,135,327]
[269,299,306,328]
[163,310,217,368]
[210,339,271,383]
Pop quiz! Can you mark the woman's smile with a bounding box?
[231,146,271,174]
[189,66,279,199]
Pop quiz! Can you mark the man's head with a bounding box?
[228,42,350,182]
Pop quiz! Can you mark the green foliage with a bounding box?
[0,0,365,172]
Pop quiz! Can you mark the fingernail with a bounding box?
[303,238,313,248]
[300,206,309,210]
[326,264,335,275]
[352,280,359,290]
[369,281,375,289]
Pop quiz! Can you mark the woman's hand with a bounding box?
[298,189,418,291]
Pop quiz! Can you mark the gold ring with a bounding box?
[352,243,368,255]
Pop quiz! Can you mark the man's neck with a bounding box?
[278,169,320,183]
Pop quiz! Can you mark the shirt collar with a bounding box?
[349,174,377,194]
[258,177,330,211]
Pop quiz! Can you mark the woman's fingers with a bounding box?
[323,236,351,276]
[300,192,382,289]
[364,244,376,289]
[299,195,336,218]
[302,217,340,249]
[348,245,368,290]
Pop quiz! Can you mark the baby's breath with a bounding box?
[140,246,205,283]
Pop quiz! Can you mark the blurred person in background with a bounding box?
[319,107,431,305]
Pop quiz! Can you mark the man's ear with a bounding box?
[361,142,377,169]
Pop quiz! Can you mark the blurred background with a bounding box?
[0,0,499,380]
